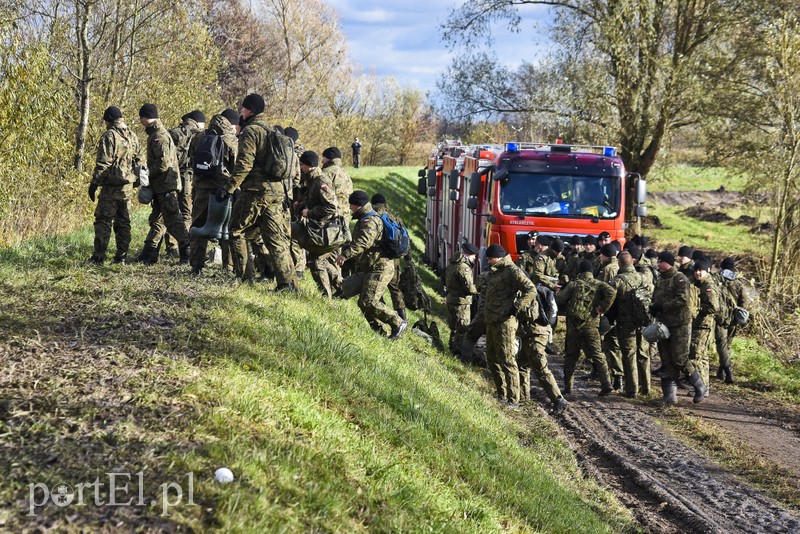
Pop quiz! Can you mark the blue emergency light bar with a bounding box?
[503,142,619,156]
[506,142,519,152]
[604,146,616,157]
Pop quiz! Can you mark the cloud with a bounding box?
[330,0,553,94]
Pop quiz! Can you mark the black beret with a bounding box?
[551,238,565,253]
[695,258,712,272]
[370,193,386,205]
[139,103,158,119]
[721,257,736,271]
[299,150,318,167]
[486,244,506,258]
[583,235,597,246]
[103,106,122,122]
[692,250,704,261]
[462,242,480,255]
[598,231,611,240]
[349,190,369,206]
[221,109,239,126]
[527,230,539,239]
[658,251,675,266]
[611,240,622,252]
[284,127,299,142]
[645,248,658,259]
[241,93,265,114]
[629,246,643,260]
[640,236,650,247]
[678,245,694,258]
[537,235,552,247]
[579,260,594,273]
[322,147,342,160]
[188,110,206,123]
[570,235,583,246]
[632,235,642,246]
[600,244,616,257]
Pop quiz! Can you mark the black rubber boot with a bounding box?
[612,375,623,391]
[136,246,159,265]
[179,246,191,265]
[661,377,678,406]
[716,367,725,380]
[723,367,734,384]
[390,320,408,340]
[553,396,568,415]
[687,371,707,404]
[397,308,407,321]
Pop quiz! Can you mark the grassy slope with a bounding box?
[0,167,634,532]
[646,166,747,192]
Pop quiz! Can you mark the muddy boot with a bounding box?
[661,377,678,406]
[716,367,725,380]
[136,246,159,265]
[179,245,191,265]
[459,338,476,365]
[553,396,568,415]
[687,371,707,404]
[723,366,734,384]
[612,375,623,391]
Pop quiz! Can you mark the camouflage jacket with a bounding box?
[611,264,645,325]
[678,260,694,277]
[556,271,616,328]
[371,201,404,226]
[472,271,491,325]
[519,250,559,290]
[652,266,691,328]
[636,262,656,292]
[169,118,202,173]
[341,202,388,272]
[693,275,720,330]
[483,256,536,323]
[445,252,477,305]
[144,119,181,194]
[233,113,284,197]
[188,114,238,192]
[304,168,338,223]
[92,119,141,190]
[597,256,619,283]
[322,158,353,212]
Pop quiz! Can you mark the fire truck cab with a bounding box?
[418,141,647,270]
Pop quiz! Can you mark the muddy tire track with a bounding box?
[536,361,800,533]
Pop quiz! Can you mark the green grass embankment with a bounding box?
[0,167,634,532]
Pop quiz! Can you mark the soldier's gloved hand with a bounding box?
[214,188,229,202]
[649,303,662,316]
[88,183,98,202]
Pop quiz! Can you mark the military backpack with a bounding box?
[569,279,596,322]
[399,259,431,311]
[192,131,226,179]
[622,281,653,328]
[715,278,738,326]
[259,125,295,182]
[169,124,195,170]
[688,282,701,319]
[366,212,411,259]
[535,284,558,326]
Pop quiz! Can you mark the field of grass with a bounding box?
[646,166,748,192]
[0,167,635,532]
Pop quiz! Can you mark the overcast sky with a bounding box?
[327,0,553,97]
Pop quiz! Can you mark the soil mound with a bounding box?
[681,205,734,223]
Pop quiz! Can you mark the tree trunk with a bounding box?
[73,0,92,172]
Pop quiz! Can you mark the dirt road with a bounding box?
[536,358,800,533]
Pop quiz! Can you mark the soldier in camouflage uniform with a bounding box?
[650,251,707,405]
[460,270,490,366]
[690,258,719,395]
[518,235,560,291]
[631,246,656,394]
[581,235,599,268]
[337,191,407,339]
[597,243,623,389]
[565,235,584,280]
[228,94,298,291]
[285,126,307,277]
[445,242,478,359]
[371,193,407,320]
[322,147,354,225]
[714,257,750,383]
[483,244,537,408]
[296,151,341,298]
[186,109,239,275]
[610,251,647,397]
[556,260,615,396]
[164,110,205,257]
[87,106,142,265]
[677,245,695,277]
[136,103,191,265]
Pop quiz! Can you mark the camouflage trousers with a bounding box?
[657,322,695,381]
[690,326,713,387]
[358,259,402,329]
[617,322,641,396]
[715,322,736,370]
[388,258,405,312]
[229,191,298,287]
[93,187,132,261]
[290,238,307,274]
[602,327,623,377]
[518,325,562,403]
[486,316,520,403]
[563,319,611,391]
[309,252,342,298]
[635,330,653,395]
[164,173,192,251]
[447,303,471,356]
[144,190,190,251]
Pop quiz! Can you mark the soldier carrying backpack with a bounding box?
[714,257,752,383]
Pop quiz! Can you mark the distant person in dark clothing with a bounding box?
[351,137,362,168]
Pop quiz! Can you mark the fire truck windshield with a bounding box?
[499,172,620,218]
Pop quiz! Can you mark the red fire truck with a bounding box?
[418,142,647,271]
